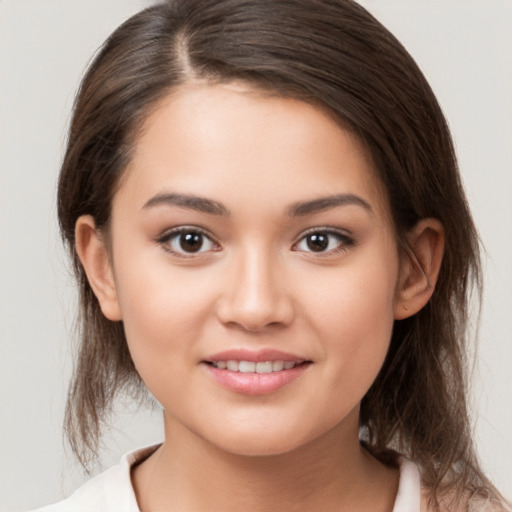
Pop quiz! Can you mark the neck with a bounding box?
[133,408,399,512]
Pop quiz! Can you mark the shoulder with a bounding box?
[393,457,422,511]
[396,457,511,512]
[30,445,160,512]
[31,464,128,512]
[418,481,511,512]
[421,495,511,512]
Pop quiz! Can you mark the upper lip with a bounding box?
[204,349,310,364]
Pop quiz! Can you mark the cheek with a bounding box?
[111,249,217,374]
[305,254,397,332]
[302,248,399,389]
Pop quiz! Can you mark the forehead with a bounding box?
[119,83,391,221]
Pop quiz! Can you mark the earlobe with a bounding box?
[75,215,122,321]
[394,218,445,320]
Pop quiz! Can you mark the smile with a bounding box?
[203,350,312,395]
[210,360,299,373]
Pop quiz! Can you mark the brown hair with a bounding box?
[58,0,504,508]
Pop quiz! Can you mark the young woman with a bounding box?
[33,0,510,510]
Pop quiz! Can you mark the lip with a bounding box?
[205,348,307,364]
[202,349,312,395]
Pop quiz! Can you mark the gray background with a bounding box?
[1,1,511,510]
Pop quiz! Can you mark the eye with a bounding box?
[293,229,353,254]
[158,227,219,256]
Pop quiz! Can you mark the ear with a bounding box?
[394,218,445,320]
[75,215,122,321]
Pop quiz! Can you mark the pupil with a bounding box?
[180,232,203,252]
[307,233,328,252]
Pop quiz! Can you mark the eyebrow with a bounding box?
[142,193,230,216]
[287,194,372,216]
[142,192,372,217]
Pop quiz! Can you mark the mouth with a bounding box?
[206,360,307,373]
[202,350,312,395]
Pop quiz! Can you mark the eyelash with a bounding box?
[156,226,354,258]
[157,226,220,257]
[292,227,355,256]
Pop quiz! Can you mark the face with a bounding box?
[105,83,402,456]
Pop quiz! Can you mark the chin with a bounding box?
[216,437,304,458]
[198,422,321,458]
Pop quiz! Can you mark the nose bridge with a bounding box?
[217,242,293,331]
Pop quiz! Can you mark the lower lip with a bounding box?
[204,363,310,395]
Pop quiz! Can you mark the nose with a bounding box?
[215,247,295,332]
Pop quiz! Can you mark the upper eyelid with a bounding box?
[295,226,353,240]
[157,225,217,242]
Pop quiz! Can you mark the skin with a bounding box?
[76,83,444,511]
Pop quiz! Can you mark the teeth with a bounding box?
[226,360,238,371]
[256,361,272,374]
[272,360,284,372]
[212,359,298,373]
[239,361,256,373]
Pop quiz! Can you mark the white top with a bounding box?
[33,445,422,512]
